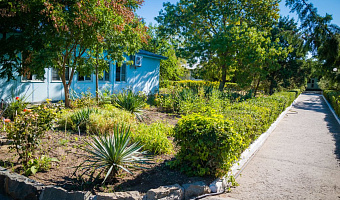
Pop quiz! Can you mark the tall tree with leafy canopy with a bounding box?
[265,17,309,94]
[142,24,187,81]
[0,0,49,80]
[0,0,148,107]
[286,0,340,88]
[156,0,282,91]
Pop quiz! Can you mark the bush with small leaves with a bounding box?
[132,122,174,155]
[171,112,243,177]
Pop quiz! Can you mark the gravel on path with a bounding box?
[203,93,340,200]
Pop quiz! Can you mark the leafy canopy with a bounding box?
[156,0,286,91]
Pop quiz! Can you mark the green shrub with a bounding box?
[3,96,29,120]
[70,90,96,108]
[7,105,57,165]
[324,90,340,117]
[155,84,252,114]
[171,113,244,177]
[171,91,298,177]
[71,107,99,135]
[132,122,173,155]
[288,89,301,98]
[87,108,135,135]
[58,106,135,135]
[160,80,240,90]
[80,124,148,183]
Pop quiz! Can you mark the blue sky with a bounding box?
[136,0,340,27]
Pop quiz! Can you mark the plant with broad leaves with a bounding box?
[79,124,149,183]
[24,155,59,176]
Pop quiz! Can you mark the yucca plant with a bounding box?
[71,107,99,135]
[80,124,149,183]
[111,90,146,121]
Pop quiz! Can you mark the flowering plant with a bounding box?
[7,103,58,166]
[3,95,28,120]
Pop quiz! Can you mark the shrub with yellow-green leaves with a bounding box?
[58,105,135,134]
[171,112,244,177]
[131,122,174,155]
[172,91,298,177]
[58,105,174,155]
[323,90,340,117]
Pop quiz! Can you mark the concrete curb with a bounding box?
[209,94,301,194]
[322,95,340,125]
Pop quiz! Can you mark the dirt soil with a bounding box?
[0,108,214,195]
[142,107,181,126]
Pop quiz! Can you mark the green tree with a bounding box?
[265,17,309,94]
[156,0,282,91]
[0,0,49,80]
[142,24,187,81]
[0,0,148,107]
[286,0,340,88]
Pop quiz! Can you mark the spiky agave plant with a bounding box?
[111,89,146,121]
[81,124,148,183]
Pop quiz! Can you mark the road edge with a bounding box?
[321,95,340,125]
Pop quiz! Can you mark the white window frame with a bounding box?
[51,67,71,82]
[115,62,126,82]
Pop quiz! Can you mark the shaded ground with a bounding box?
[0,108,213,195]
[203,93,340,200]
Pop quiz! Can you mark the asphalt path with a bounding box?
[203,93,340,200]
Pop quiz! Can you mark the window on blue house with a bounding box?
[51,67,70,81]
[78,74,92,81]
[115,63,126,82]
[99,63,110,82]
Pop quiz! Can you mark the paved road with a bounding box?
[203,93,340,200]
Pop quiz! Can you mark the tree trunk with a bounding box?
[254,77,261,97]
[95,60,99,103]
[64,84,70,108]
[269,79,275,95]
[219,64,227,91]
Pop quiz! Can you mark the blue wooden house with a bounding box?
[0,50,166,103]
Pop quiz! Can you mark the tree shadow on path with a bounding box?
[293,93,340,162]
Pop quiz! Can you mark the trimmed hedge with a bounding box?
[171,91,298,177]
[171,112,243,177]
[323,90,340,117]
[160,80,239,90]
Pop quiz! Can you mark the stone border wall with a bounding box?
[0,166,213,200]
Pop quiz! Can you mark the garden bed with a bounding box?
[0,84,301,198]
[0,108,213,195]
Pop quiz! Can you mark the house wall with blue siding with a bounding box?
[0,54,161,103]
